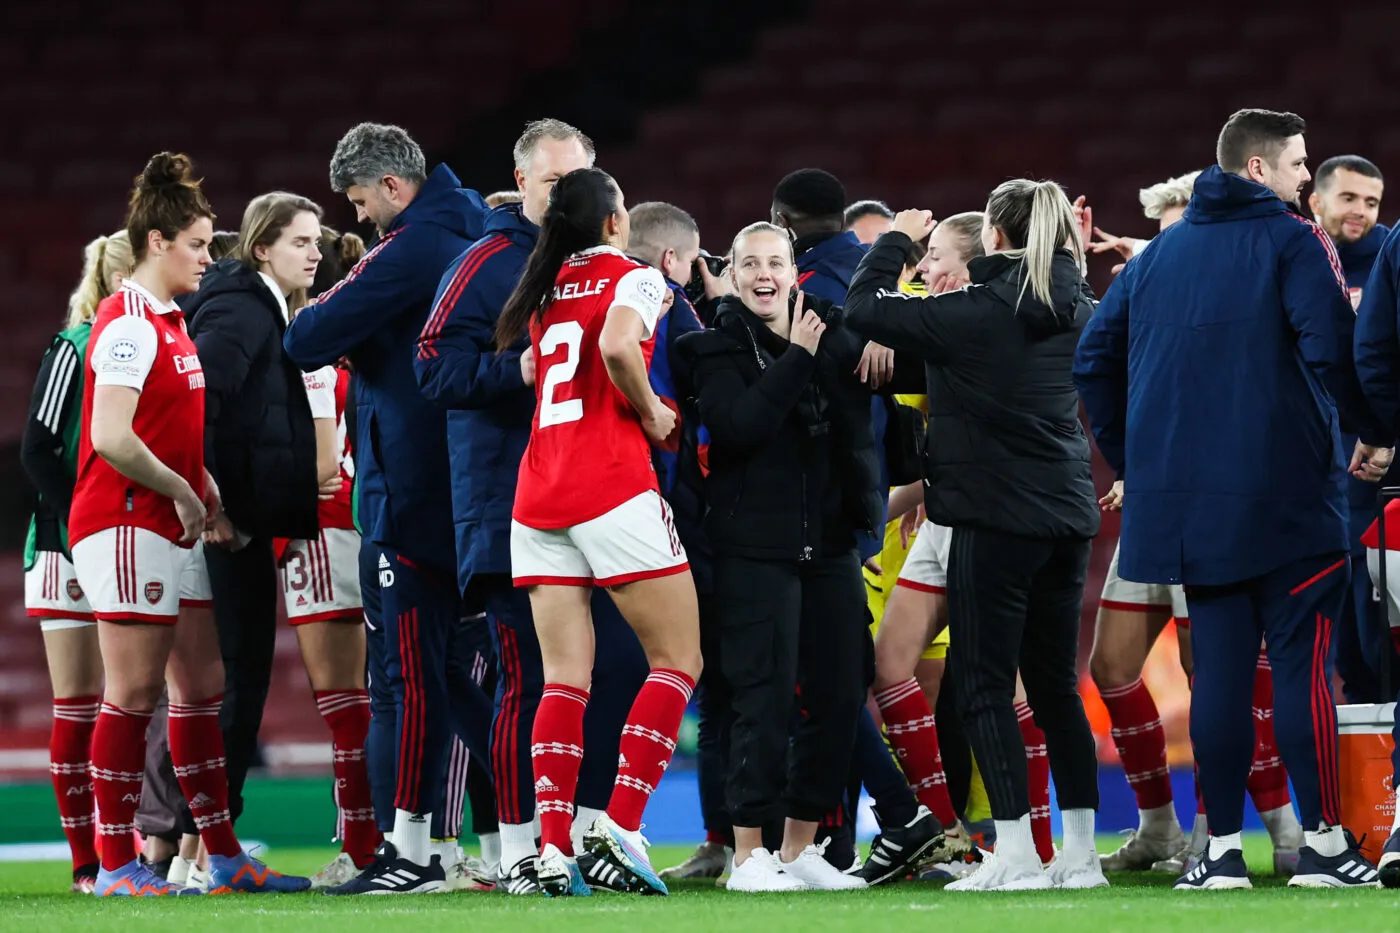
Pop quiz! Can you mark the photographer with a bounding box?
[676,222,880,893]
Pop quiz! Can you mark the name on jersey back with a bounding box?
[553,278,610,301]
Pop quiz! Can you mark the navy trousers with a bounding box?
[482,578,648,825]
[1188,551,1348,835]
[361,540,396,832]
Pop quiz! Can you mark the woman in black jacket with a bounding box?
[182,192,324,827]
[845,180,1104,892]
[676,222,879,893]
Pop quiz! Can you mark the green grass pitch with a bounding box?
[3,837,1398,933]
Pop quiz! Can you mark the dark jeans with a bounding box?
[946,528,1098,821]
[716,550,867,827]
[206,537,279,824]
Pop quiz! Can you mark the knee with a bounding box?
[1089,651,1139,691]
[105,680,163,712]
[650,650,702,686]
[874,636,916,688]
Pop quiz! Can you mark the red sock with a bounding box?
[1246,653,1291,812]
[1097,678,1173,811]
[532,683,588,855]
[1016,702,1054,864]
[874,678,958,828]
[608,669,694,832]
[168,695,240,858]
[316,689,381,867]
[51,696,100,871]
[705,829,728,846]
[91,702,151,871]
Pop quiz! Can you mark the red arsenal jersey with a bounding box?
[512,247,669,529]
[69,281,206,548]
[303,365,355,530]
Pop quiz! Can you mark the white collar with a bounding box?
[568,245,626,261]
[122,279,179,315]
[258,271,291,323]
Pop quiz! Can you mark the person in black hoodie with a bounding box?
[676,221,879,894]
[183,192,323,826]
[845,180,1104,892]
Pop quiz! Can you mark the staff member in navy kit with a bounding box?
[285,122,492,895]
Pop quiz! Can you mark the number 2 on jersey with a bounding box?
[538,321,584,427]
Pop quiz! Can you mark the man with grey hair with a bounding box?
[286,122,493,894]
[417,118,659,895]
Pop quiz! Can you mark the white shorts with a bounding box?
[511,490,689,588]
[896,521,952,594]
[1100,541,1189,620]
[281,527,363,624]
[25,550,96,630]
[71,527,212,624]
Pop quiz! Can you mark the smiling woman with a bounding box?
[673,221,887,893]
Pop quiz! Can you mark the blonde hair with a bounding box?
[730,221,794,263]
[485,190,523,208]
[938,212,986,264]
[985,179,1081,308]
[67,231,134,328]
[234,191,323,312]
[1139,170,1202,220]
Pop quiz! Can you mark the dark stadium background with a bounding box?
[3,0,1397,844]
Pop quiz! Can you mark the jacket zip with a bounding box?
[800,472,812,561]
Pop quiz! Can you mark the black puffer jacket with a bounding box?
[184,258,319,539]
[845,233,1100,540]
[675,294,883,562]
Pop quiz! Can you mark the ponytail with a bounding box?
[66,230,134,328]
[496,167,620,347]
[984,179,1081,308]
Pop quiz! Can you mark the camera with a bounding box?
[684,249,730,305]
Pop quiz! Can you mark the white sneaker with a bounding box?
[445,854,497,892]
[311,852,363,890]
[779,843,868,890]
[167,855,196,887]
[1100,825,1187,871]
[186,864,211,893]
[945,849,1051,891]
[1047,848,1109,889]
[726,849,808,893]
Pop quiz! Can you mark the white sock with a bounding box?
[1189,813,1208,854]
[1138,803,1180,835]
[500,822,536,872]
[1259,804,1302,849]
[532,812,542,839]
[383,831,394,846]
[168,855,193,886]
[1208,832,1242,860]
[1062,808,1096,855]
[992,814,1039,864]
[1393,801,1400,836]
[572,806,604,854]
[479,831,502,870]
[431,838,460,870]
[1304,825,1347,858]
[392,810,431,866]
